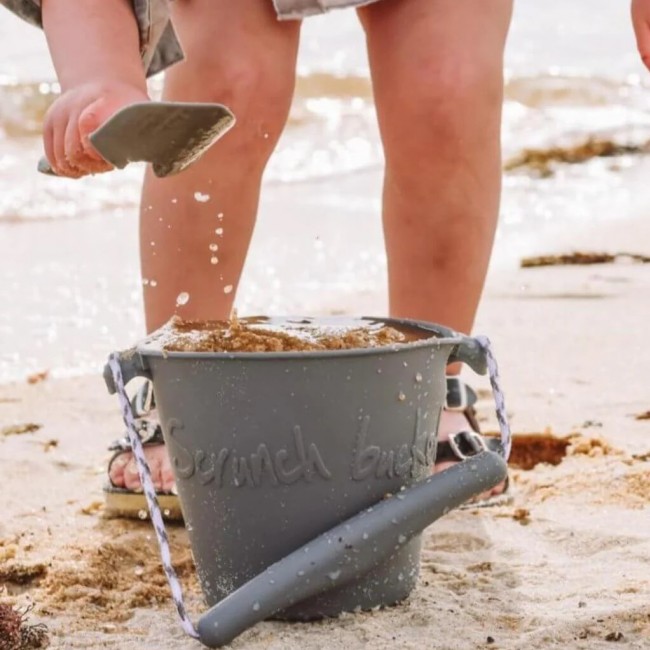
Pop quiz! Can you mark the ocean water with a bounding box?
[1,0,649,221]
[1,0,650,381]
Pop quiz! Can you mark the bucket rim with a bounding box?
[135,315,468,361]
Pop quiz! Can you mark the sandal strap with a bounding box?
[131,380,156,418]
[436,432,504,463]
[108,418,164,452]
[445,376,477,411]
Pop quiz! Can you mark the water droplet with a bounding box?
[362,532,369,540]
[176,292,190,306]
[137,509,148,520]
[269,579,275,585]
[171,198,178,204]
[194,191,210,203]
[252,602,260,612]
[150,280,158,288]
[328,570,341,581]
[223,285,233,294]
[397,572,404,582]
[211,256,219,265]
[403,361,408,367]
[142,279,149,286]
[217,212,224,220]
[263,132,270,139]
[398,534,407,544]
[297,570,305,577]
[216,228,224,236]
[415,373,423,382]
[150,241,156,247]
[398,392,406,401]
[163,509,171,517]
[209,243,219,252]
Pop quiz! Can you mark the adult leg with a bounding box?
[358,0,513,493]
[110,0,301,491]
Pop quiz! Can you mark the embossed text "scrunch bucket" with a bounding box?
[104,316,507,635]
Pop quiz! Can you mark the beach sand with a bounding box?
[2,203,650,649]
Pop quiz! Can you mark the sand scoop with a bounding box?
[38,101,235,178]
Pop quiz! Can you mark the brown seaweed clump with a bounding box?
[507,433,572,470]
[520,251,650,268]
[504,137,650,177]
[0,604,49,650]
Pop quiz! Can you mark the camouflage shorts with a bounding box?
[0,0,379,77]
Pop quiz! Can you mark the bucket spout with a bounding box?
[197,451,507,648]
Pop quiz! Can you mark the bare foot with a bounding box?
[435,409,507,501]
[109,445,175,492]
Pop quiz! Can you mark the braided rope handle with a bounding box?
[474,336,512,460]
[107,355,199,639]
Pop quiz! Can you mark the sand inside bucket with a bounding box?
[157,314,435,353]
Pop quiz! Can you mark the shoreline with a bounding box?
[4,153,650,385]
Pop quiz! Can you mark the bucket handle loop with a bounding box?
[103,349,152,394]
[448,334,512,460]
[447,334,487,374]
[448,335,511,461]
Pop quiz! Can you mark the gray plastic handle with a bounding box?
[103,349,151,394]
[197,450,507,648]
[447,335,488,374]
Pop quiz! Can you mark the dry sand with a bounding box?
[2,215,650,649]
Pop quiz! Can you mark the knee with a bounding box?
[396,54,504,141]
[167,51,296,152]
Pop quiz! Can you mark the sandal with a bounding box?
[104,382,183,521]
[436,376,512,508]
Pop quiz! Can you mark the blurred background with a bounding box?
[1,0,650,381]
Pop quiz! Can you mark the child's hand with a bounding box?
[43,81,149,178]
[632,0,650,70]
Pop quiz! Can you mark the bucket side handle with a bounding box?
[103,349,151,394]
[447,335,488,375]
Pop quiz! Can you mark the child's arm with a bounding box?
[41,0,149,177]
[632,0,650,70]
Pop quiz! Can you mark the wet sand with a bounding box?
[1,211,650,649]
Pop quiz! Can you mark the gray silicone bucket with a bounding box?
[105,316,495,623]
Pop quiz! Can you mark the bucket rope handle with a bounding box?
[107,337,510,640]
[474,336,512,460]
[107,354,200,639]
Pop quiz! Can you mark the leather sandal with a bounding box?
[103,382,182,521]
[437,376,512,508]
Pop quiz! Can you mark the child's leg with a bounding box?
[358,0,512,494]
[109,0,301,491]
[140,0,302,331]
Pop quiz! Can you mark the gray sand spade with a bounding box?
[38,101,235,177]
[104,317,512,648]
